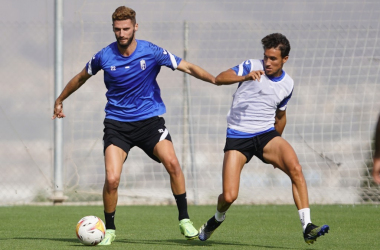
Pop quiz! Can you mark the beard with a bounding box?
[116,30,135,49]
[265,69,279,77]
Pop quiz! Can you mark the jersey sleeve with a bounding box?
[149,42,182,70]
[231,60,252,76]
[86,50,103,76]
[277,89,293,111]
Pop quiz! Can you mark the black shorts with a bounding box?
[103,116,172,163]
[223,129,280,163]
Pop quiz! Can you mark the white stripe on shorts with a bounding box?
[159,129,169,141]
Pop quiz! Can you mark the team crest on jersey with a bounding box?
[140,60,146,70]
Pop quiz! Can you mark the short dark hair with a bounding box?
[261,33,290,58]
[112,6,136,24]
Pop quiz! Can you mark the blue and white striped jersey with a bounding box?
[226,59,294,137]
[86,40,182,122]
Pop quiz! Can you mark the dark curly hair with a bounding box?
[261,33,290,58]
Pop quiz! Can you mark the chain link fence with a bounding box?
[1,0,380,205]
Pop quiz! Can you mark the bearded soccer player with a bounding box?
[52,6,216,245]
[198,33,329,244]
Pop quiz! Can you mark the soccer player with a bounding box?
[52,6,216,245]
[372,115,380,184]
[198,33,329,244]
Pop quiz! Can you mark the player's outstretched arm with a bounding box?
[176,60,216,85]
[274,109,287,136]
[215,69,264,85]
[52,67,92,119]
[372,115,380,184]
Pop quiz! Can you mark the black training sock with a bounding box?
[174,192,189,221]
[104,210,116,230]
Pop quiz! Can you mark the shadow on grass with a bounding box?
[12,237,83,246]
[11,237,315,249]
[13,237,77,243]
[119,238,307,249]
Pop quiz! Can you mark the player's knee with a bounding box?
[223,192,238,204]
[105,175,120,191]
[288,163,304,180]
[164,157,181,175]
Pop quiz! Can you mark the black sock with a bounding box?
[174,192,189,221]
[104,210,116,230]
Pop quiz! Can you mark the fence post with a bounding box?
[50,0,67,205]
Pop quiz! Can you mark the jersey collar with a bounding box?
[267,70,285,82]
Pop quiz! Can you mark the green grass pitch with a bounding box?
[0,204,379,249]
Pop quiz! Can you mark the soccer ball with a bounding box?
[76,216,106,246]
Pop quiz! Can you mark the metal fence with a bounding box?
[1,0,380,205]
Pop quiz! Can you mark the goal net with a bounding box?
[1,0,379,205]
[61,0,380,205]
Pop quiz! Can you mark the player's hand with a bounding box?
[52,101,66,119]
[245,70,265,81]
[372,157,380,184]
